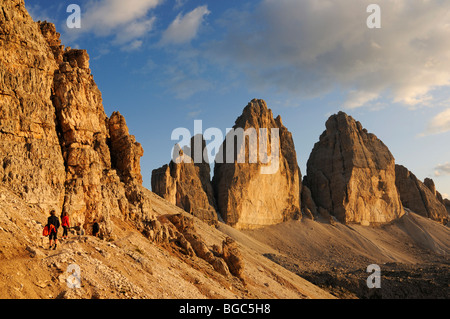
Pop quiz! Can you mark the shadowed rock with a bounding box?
[395,165,448,224]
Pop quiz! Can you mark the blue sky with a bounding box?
[26,0,450,198]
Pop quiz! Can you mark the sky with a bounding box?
[26,0,450,198]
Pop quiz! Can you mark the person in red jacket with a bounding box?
[61,211,70,240]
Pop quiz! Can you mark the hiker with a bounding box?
[61,211,70,240]
[73,223,85,240]
[47,210,60,250]
[92,219,100,237]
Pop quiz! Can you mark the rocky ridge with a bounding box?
[153,103,449,229]
[154,104,448,229]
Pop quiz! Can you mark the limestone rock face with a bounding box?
[50,44,120,233]
[0,0,66,213]
[151,136,218,225]
[305,112,404,225]
[213,99,301,230]
[395,165,448,224]
[109,111,144,184]
[38,21,64,65]
[0,1,152,239]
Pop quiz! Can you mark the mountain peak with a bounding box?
[306,112,404,225]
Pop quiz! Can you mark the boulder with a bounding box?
[305,111,404,225]
[167,214,230,277]
[222,237,245,283]
[213,99,301,229]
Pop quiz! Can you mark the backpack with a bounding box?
[43,225,49,237]
[43,224,56,237]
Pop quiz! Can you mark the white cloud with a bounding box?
[343,91,379,109]
[121,40,143,52]
[160,6,210,45]
[435,162,450,177]
[65,0,160,48]
[163,64,213,99]
[208,0,450,109]
[82,0,159,32]
[425,108,450,135]
[174,0,188,10]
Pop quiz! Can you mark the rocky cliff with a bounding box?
[0,0,152,239]
[0,0,66,213]
[213,99,301,230]
[395,165,448,224]
[305,111,404,225]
